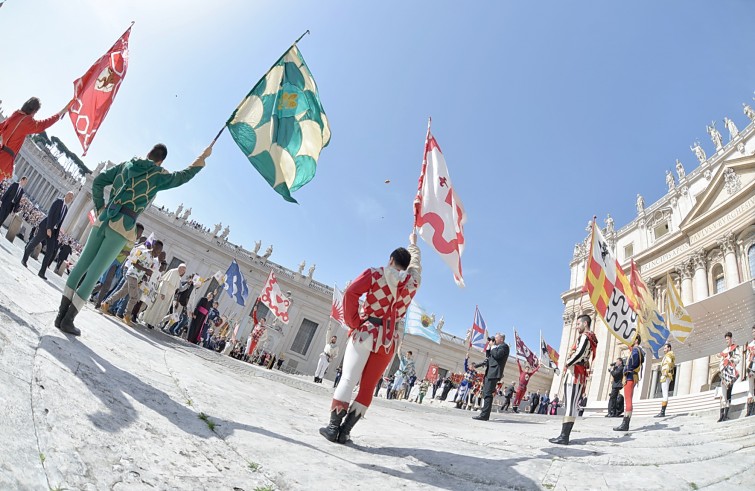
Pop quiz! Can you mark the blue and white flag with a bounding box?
[223,260,249,306]
[404,301,441,344]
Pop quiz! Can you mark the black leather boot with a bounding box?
[319,409,346,442]
[55,296,72,329]
[717,408,725,422]
[59,304,82,336]
[654,405,666,417]
[613,416,630,431]
[747,402,754,417]
[548,422,574,445]
[337,410,362,444]
[722,407,730,421]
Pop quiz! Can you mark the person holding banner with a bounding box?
[319,233,421,444]
[54,143,212,336]
[745,325,755,417]
[654,343,675,418]
[0,97,71,181]
[717,332,740,422]
[549,314,598,445]
[614,335,645,432]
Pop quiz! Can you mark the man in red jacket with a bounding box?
[319,233,421,444]
[0,97,71,181]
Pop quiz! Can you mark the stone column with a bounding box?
[648,367,659,399]
[690,356,710,394]
[676,261,694,305]
[691,250,708,302]
[718,233,740,289]
[675,360,694,396]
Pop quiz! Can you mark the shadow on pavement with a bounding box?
[37,334,264,440]
[0,303,40,335]
[539,446,604,458]
[349,444,541,490]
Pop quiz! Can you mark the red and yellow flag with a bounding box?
[582,220,638,347]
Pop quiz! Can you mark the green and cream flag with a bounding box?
[227,45,331,203]
[665,274,694,343]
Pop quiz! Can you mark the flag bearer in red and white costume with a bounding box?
[319,233,421,444]
[549,314,598,445]
[717,331,741,422]
[744,325,755,417]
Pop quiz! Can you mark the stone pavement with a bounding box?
[0,237,754,491]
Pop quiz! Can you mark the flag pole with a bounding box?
[413,117,432,229]
[210,29,312,145]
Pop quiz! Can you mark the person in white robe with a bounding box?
[142,264,186,328]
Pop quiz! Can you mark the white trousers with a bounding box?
[748,375,754,400]
[661,380,670,402]
[562,371,582,423]
[333,339,372,403]
[315,353,330,379]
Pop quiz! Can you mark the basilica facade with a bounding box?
[555,103,755,417]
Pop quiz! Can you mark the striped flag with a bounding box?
[665,274,694,343]
[468,306,487,351]
[404,301,441,344]
[630,260,669,357]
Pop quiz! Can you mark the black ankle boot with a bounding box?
[337,410,362,444]
[59,304,81,336]
[55,296,72,329]
[613,416,630,431]
[717,408,725,422]
[654,405,666,418]
[548,422,574,445]
[319,409,346,442]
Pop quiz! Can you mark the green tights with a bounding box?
[65,225,128,310]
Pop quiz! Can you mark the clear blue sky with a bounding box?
[2,1,755,352]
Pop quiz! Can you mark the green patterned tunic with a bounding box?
[92,154,206,240]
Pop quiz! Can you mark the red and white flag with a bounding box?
[330,284,346,327]
[69,25,132,155]
[259,270,291,324]
[514,328,540,371]
[414,119,467,287]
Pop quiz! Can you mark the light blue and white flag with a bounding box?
[404,301,441,344]
[223,260,249,306]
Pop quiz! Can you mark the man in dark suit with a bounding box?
[22,191,73,279]
[0,176,27,228]
[55,239,73,271]
[473,333,510,421]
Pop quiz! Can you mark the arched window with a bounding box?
[749,244,755,280]
[712,264,725,294]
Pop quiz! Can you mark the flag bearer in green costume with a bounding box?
[55,143,212,336]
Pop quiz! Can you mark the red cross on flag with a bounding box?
[260,270,291,324]
[69,24,132,155]
[414,119,467,287]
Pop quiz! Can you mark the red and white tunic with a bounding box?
[343,244,421,353]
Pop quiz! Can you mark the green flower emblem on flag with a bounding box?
[227,45,331,203]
